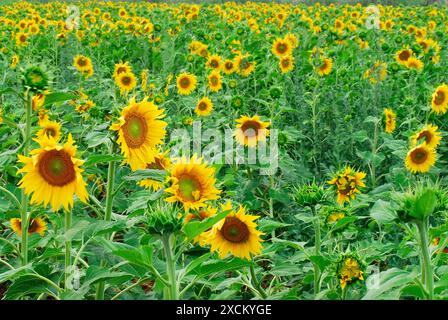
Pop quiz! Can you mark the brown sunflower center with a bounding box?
[180,77,191,88]
[117,66,127,75]
[417,131,432,144]
[20,35,26,42]
[221,217,250,243]
[198,102,208,111]
[399,50,410,61]
[38,150,76,187]
[178,175,201,201]
[276,42,287,54]
[410,147,428,164]
[434,90,445,105]
[241,120,261,137]
[147,158,164,170]
[210,75,219,86]
[77,58,87,67]
[281,58,290,67]
[44,128,56,138]
[121,76,132,86]
[28,219,41,233]
[123,113,148,148]
[225,62,234,70]
[210,59,219,68]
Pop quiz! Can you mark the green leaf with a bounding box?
[192,258,252,278]
[182,210,230,239]
[123,169,166,182]
[411,188,436,220]
[113,245,154,268]
[4,275,55,300]
[84,154,123,166]
[370,199,397,224]
[309,255,331,271]
[362,268,418,300]
[258,218,292,233]
[331,216,357,232]
[42,91,78,107]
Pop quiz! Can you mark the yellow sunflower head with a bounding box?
[222,59,237,75]
[396,48,413,65]
[206,203,263,260]
[411,124,441,149]
[208,71,222,92]
[206,54,222,70]
[405,144,436,174]
[431,84,448,115]
[73,55,92,73]
[164,155,221,211]
[234,115,270,148]
[138,150,171,191]
[36,119,61,141]
[10,217,47,237]
[406,57,423,71]
[115,71,137,94]
[113,61,133,79]
[110,97,167,171]
[317,58,333,76]
[279,55,294,73]
[328,166,366,204]
[195,96,213,117]
[383,108,396,134]
[176,72,197,95]
[17,134,88,212]
[271,38,292,57]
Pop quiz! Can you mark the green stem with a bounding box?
[95,160,117,300]
[64,209,72,289]
[416,220,433,300]
[162,234,178,300]
[311,205,321,296]
[249,264,267,299]
[21,90,32,266]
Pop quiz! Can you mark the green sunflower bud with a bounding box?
[293,182,327,207]
[231,95,243,108]
[269,86,282,99]
[147,203,183,236]
[22,66,49,93]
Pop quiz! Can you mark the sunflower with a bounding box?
[235,54,255,77]
[10,54,19,69]
[234,115,270,147]
[195,97,213,116]
[405,144,436,173]
[18,134,88,212]
[383,108,396,133]
[176,72,197,95]
[363,61,387,84]
[15,32,28,46]
[138,151,171,191]
[184,206,218,245]
[317,58,333,76]
[328,166,366,204]
[431,84,448,114]
[396,48,413,65]
[222,59,237,75]
[113,61,132,79]
[337,256,364,289]
[165,155,221,211]
[406,57,423,71]
[115,72,137,94]
[111,97,167,171]
[208,71,222,92]
[411,124,441,149]
[285,33,299,48]
[271,38,292,57]
[206,203,263,260]
[32,92,46,111]
[10,217,47,237]
[36,119,61,141]
[206,54,222,71]
[73,55,92,73]
[279,55,294,73]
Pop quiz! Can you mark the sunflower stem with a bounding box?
[95,159,116,300]
[311,205,321,296]
[162,234,178,300]
[249,263,267,299]
[20,90,32,266]
[416,219,433,300]
[64,209,72,289]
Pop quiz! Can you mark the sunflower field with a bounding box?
[0,0,448,302]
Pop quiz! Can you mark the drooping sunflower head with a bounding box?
[431,84,448,114]
[176,72,197,95]
[234,115,270,148]
[271,38,292,57]
[336,254,365,289]
[206,203,263,260]
[383,108,396,133]
[208,71,222,92]
[111,97,167,171]
[18,134,88,212]
[36,119,61,141]
[279,55,294,73]
[165,155,221,211]
[22,66,49,93]
[195,96,213,117]
[328,166,367,204]
[10,217,47,237]
[411,124,441,149]
[113,61,132,79]
[138,150,171,191]
[115,71,137,94]
[405,144,436,174]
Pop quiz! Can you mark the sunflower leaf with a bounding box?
[182,209,231,240]
[42,91,78,107]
